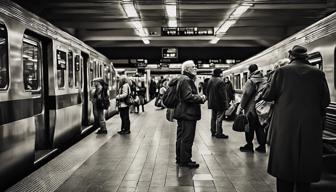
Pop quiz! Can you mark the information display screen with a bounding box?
[161,27,214,36]
[162,48,178,59]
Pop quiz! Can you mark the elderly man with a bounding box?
[263,45,330,192]
[174,60,206,169]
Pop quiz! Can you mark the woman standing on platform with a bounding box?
[116,76,131,134]
[137,81,146,112]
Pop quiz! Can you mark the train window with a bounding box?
[68,51,74,88]
[242,72,248,86]
[75,55,80,88]
[89,61,94,86]
[308,52,323,69]
[56,50,66,88]
[0,24,8,90]
[23,39,41,91]
[234,74,241,89]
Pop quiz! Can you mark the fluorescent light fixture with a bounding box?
[122,2,138,18]
[142,38,150,44]
[216,20,236,34]
[210,37,220,44]
[136,28,148,37]
[130,21,143,29]
[168,19,177,27]
[231,4,251,18]
[165,4,176,18]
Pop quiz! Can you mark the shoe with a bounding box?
[176,160,196,164]
[239,144,254,152]
[255,145,266,153]
[96,130,107,134]
[117,130,125,134]
[124,130,131,134]
[179,162,200,169]
[211,132,216,137]
[215,134,229,139]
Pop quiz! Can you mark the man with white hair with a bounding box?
[174,60,206,169]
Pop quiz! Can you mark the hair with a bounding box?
[248,64,258,73]
[213,68,222,77]
[181,60,195,73]
[274,58,290,69]
[119,76,128,88]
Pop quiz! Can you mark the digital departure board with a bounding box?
[161,27,214,36]
[162,48,178,59]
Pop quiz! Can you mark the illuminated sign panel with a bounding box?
[162,48,178,59]
[161,27,214,36]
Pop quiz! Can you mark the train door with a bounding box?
[22,35,50,161]
[81,52,90,126]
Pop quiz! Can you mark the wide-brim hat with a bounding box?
[288,45,308,58]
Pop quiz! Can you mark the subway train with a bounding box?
[223,11,336,155]
[0,1,118,188]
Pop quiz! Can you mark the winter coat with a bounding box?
[240,71,264,117]
[224,81,235,102]
[207,77,228,111]
[173,72,204,121]
[116,83,131,108]
[263,59,330,182]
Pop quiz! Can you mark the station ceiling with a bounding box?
[12,0,336,49]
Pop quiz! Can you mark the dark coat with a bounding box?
[207,77,228,111]
[240,71,264,117]
[263,59,330,182]
[174,73,204,121]
[224,81,235,102]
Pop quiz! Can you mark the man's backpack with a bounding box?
[253,78,273,125]
[162,84,179,108]
[101,88,110,109]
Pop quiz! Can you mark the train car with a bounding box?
[223,11,336,155]
[0,1,117,189]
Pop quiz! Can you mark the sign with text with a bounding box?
[162,48,178,59]
[161,27,214,36]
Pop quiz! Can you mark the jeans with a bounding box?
[119,107,130,131]
[245,113,266,146]
[93,104,106,131]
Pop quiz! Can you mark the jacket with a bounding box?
[224,81,235,102]
[116,83,131,108]
[173,72,204,121]
[207,77,228,111]
[240,70,264,116]
[263,59,330,182]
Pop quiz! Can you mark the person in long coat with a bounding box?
[263,45,330,192]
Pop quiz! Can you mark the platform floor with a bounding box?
[8,101,336,192]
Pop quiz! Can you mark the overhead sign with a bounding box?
[162,48,178,59]
[161,27,214,36]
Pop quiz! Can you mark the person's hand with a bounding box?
[201,95,207,102]
[236,106,242,115]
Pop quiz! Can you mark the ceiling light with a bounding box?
[130,21,143,29]
[142,38,150,44]
[168,19,177,27]
[121,2,138,18]
[165,4,176,18]
[216,20,236,34]
[231,4,251,18]
[210,37,220,44]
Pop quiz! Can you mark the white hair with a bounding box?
[181,60,195,73]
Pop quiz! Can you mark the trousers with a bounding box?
[180,120,197,164]
[211,109,225,135]
[119,107,130,131]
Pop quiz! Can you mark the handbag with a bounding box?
[232,112,249,132]
[154,96,162,107]
[166,108,174,122]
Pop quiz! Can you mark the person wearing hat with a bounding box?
[90,78,108,134]
[262,45,330,192]
[237,64,266,153]
[206,68,229,138]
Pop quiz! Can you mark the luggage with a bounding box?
[166,108,174,122]
[232,113,249,132]
[224,103,238,120]
[154,96,162,107]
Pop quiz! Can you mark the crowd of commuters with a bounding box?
[90,45,330,192]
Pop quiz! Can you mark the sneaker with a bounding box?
[215,134,229,139]
[96,130,107,134]
[239,144,254,152]
[255,145,266,153]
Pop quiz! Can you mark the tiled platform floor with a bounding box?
[52,102,336,192]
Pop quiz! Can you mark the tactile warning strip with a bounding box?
[6,116,119,192]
